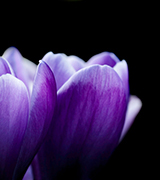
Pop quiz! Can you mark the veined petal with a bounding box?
[87,52,120,67]
[13,61,57,180]
[0,74,29,179]
[119,95,142,142]
[36,65,127,179]
[67,55,86,71]
[42,52,76,90]
[113,60,129,100]
[0,57,14,76]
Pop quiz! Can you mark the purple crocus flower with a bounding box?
[0,47,57,180]
[0,47,142,180]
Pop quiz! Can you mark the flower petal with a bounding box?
[113,60,129,101]
[22,57,37,80]
[22,58,37,94]
[22,166,33,180]
[13,61,57,179]
[87,52,120,67]
[2,47,26,82]
[119,95,142,142]
[0,57,13,76]
[42,52,76,90]
[36,65,127,179]
[2,47,35,95]
[67,55,86,71]
[2,47,37,94]
[0,74,29,179]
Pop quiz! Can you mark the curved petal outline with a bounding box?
[113,60,129,101]
[22,58,37,94]
[42,52,76,90]
[2,47,26,82]
[67,55,86,71]
[87,52,120,67]
[119,95,142,142]
[35,64,127,179]
[13,60,57,180]
[0,57,14,76]
[0,74,29,179]
[22,166,33,180]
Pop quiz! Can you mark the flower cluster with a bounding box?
[0,47,142,180]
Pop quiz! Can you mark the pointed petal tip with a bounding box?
[12,57,57,179]
[0,57,14,76]
[42,52,75,90]
[38,59,53,70]
[2,46,24,77]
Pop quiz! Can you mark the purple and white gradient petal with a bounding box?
[87,52,120,67]
[2,47,37,94]
[119,95,142,142]
[0,47,142,180]
[0,74,29,179]
[0,50,57,180]
[67,55,86,71]
[33,64,128,179]
[13,61,57,180]
[42,52,75,90]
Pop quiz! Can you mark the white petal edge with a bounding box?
[113,60,129,99]
[119,95,142,142]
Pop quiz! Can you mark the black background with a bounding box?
[0,1,154,179]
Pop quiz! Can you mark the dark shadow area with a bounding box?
[55,162,81,180]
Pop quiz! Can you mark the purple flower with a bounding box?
[0,47,142,180]
[0,47,57,179]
